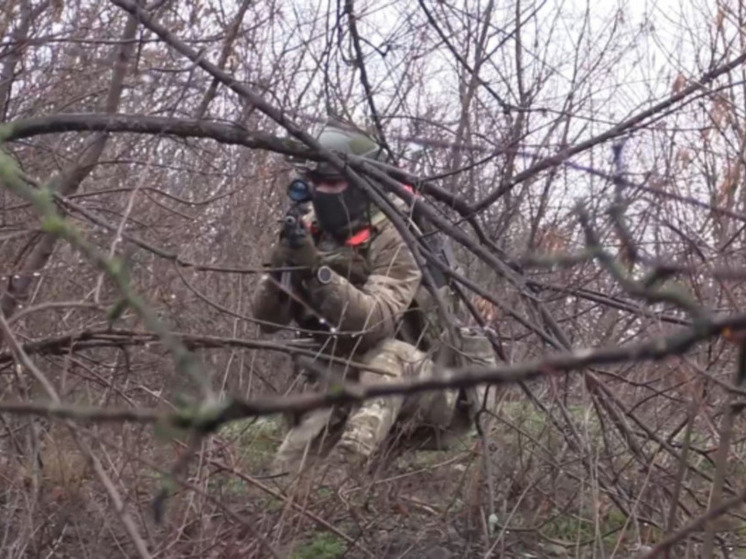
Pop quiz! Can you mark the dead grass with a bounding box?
[3,385,746,558]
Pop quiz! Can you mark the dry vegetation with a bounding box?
[3,0,746,557]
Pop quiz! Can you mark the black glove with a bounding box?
[285,233,319,275]
[268,242,294,269]
[266,235,318,275]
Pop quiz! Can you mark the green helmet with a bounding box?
[296,120,385,180]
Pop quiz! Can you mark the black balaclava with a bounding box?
[312,184,369,240]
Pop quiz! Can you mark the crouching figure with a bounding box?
[252,120,491,480]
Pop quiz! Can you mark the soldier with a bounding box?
[252,120,459,480]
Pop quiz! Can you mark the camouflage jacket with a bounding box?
[252,207,423,356]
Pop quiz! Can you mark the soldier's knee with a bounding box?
[339,417,383,457]
[361,339,430,380]
[338,433,375,458]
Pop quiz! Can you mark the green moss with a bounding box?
[541,514,594,542]
[538,506,631,552]
[208,475,249,497]
[291,533,346,559]
[218,417,281,468]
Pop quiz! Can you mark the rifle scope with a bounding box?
[287,178,312,203]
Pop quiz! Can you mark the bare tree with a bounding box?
[4,0,746,557]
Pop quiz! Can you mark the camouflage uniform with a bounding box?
[253,208,459,474]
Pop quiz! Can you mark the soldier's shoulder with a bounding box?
[368,218,420,274]
[370,216,406,248]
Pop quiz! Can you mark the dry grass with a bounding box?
[4,384,743,558]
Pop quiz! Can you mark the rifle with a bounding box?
[280,178,312,291]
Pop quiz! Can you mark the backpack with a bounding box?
[390,209,496,446]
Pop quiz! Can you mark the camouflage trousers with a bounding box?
[271,339,457,475]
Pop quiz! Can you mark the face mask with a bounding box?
[312,186,369,239]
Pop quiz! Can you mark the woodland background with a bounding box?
[2,0,746,557]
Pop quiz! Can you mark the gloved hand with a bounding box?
[266,235,319,275]
[285,233,319,274]
[268,242,294,269]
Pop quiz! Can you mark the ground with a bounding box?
[3,399,746,558]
